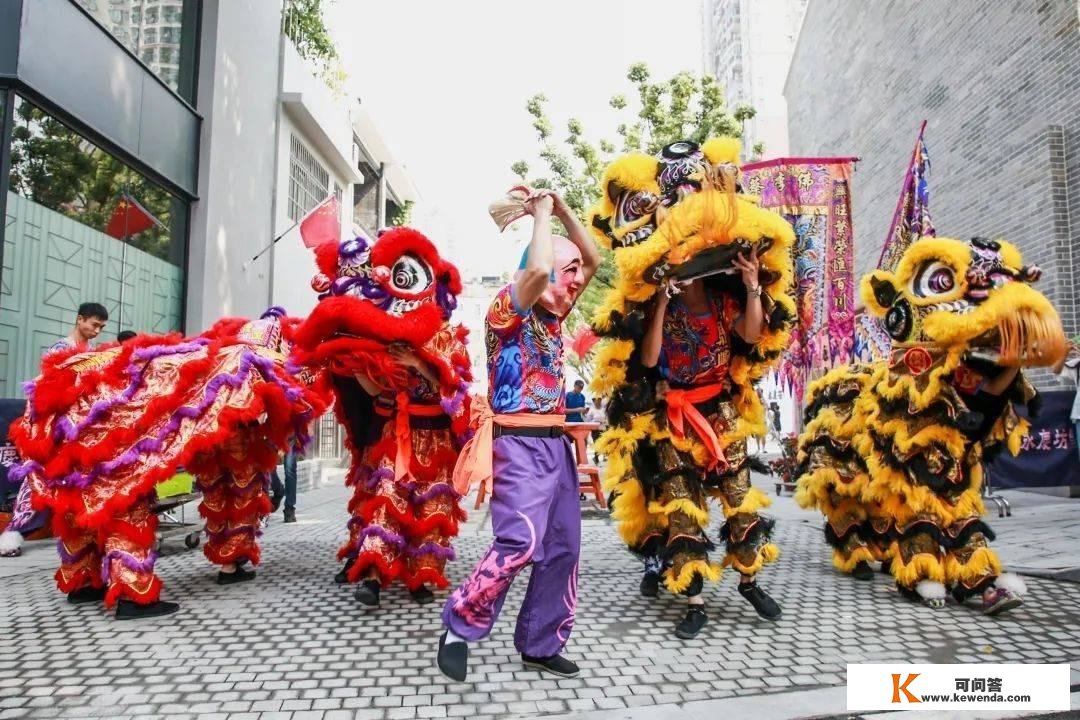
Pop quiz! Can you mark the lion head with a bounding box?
[862,236,1066,368]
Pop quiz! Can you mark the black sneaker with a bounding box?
[851,561,875,581]
[738,581,782,620]
[67,586,107,604]
[675,605,708,639]
[217,566,256,585]
[270,492,284,513]
[437,630,468,682]
[410,585,435,604]
[522,653,580,678]
[283,507,297,523]
[334,558,356,584]
[639,570,660,597]
[115,599,180,620]
[355,579,380,610]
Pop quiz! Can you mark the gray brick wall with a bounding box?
[785,0,1080,352]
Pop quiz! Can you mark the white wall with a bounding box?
[270,112,352,319]
[186,0,284,332]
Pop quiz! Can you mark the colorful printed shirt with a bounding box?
[657,293,740,388]
[486,284,565,414]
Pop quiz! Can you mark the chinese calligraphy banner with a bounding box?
[742,157,858,404]
[987,391,1080,489]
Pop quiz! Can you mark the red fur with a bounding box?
[204,539,261,567]
[104,574,162,609]
[370,227,463,296]
[348,551,404,585]
[313,240,340,279]
[404,566,450,591]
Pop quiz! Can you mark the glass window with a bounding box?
[159,47,176,65]
[288,135,330,222]
[141,48,155,64]
[73,0,198,101]
[1,96,187,398]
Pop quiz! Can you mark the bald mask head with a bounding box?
[514,235,584,318]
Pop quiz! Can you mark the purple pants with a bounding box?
[442,434,580,657]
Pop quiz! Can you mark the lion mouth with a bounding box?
[965,308,1066,367]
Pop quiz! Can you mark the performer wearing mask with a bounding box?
[439,189,599,681]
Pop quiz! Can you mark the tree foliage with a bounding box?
[390,200,415,227]
[282,0,347,94]
[513,63,755,326]
[8,101,175,261]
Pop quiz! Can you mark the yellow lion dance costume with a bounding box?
[587,138,795,630]
[796,236,1066,614]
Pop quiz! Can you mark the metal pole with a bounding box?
[0,90,16,303]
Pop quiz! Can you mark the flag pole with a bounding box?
[242,193,334,271]
[119,184,129,333]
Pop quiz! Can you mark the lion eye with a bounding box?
[389,254,432,294]
[913,261,955,298]
[614,191,658,229]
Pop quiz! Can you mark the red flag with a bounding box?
[299,195,341,249]
[104,194,159,239]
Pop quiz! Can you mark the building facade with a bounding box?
[0,0,413,413]
[785,0,1079,351]
[701,0,808,157]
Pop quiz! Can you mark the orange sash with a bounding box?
[375,392,445,483]
[664,383,728,471]
[451,396,565,497]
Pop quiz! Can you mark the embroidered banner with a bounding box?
[987,391,1080,489]
[742,157,858,404]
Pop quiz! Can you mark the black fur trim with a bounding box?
[718,515,776,554]
[894,520,944,546]
[663,534,716,558]
[896,582,922,601]
[946,519,996,549]
[950,575,994,603]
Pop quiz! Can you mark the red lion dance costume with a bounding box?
[9,309,328,619]
[290,228,471,609]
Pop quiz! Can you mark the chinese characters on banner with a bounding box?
[988,391,1080,489]
[741,157,858,404]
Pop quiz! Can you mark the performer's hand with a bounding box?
[734,251,760,290]
[523,192,553,218]
[388,343,421,369]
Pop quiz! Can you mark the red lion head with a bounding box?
[290,227,469,392]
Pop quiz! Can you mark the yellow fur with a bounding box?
[833,546,876,573]
[664,559,724,593]
[724,542,780,575]
[945,546,1002,585]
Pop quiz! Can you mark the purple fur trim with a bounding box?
[261,306,287,319]
[53,340,211,443]
[49,348,301,490]
[411,482,460,505]
[363,466,394,492]
[55,539,97,564]
[407,542,455,561]
[9,460,36,484]
[100,549,158,584]
[440,382,467,418]
[351,523,407,549]
[436,284,458,319]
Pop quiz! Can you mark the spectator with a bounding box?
[269,450,299,523]
[768,401,783,443]
[565,379,587,423]
[117,330,137,343]
[47,302,108,355]
[584,396,608,464]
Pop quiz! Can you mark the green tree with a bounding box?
[282,0,347,93]
[390,200,415,227]
[513,63,754,326]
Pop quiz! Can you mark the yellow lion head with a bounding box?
[861,236,1066,368]
[586,137,795,320]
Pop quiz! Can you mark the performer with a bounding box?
[1,302,110,558]
[9,308,326,618]
[289,228,472,610]
[586,138,796,638]
[796,236,1066,614]
[438,189,600,681]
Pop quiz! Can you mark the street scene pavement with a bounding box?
[2,464,1079,720]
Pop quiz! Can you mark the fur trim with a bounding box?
[915,579,947,600]
[647,498,710,528]
[994,572,1027,596]
[833,545,875,573]
[0,530,23,553]
[663,558,723,594]
[892,549,946,588]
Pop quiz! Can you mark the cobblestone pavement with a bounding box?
[1,475,1078,720]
